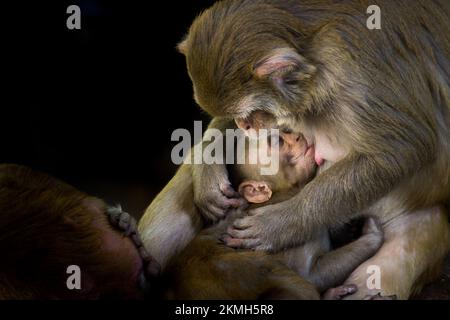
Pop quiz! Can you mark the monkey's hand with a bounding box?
[106,205,161,279]
[223,199,300,251]
[192,163,247,222]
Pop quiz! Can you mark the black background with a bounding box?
[3,1,215,217]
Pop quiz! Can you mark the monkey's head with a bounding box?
[179,0,316,123]
[0,164,158,299]
[231,112,316,204]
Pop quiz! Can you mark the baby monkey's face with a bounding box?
[235,111,316,203]
[276,129,316,182]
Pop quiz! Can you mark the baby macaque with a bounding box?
[140,112,384,299]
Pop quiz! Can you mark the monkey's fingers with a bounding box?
[220,183,241,198]
[119,213,137,236]
[107,206,122,225]
[107,205,135,235]
[146,259,162,279]
[131,231,143,247]
[221,235,242,247]
[226,226,255,239]
[322,284,358,300]
[227,197,248,209]
[233,216,254,229]
[137,246,161,294]
[221,185,249,206]
[213,193,247,209]
[223,235,261,249]
[139,246,161,278]
[204,203,226,220]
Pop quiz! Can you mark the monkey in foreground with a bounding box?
[175,0,450,299]
[140,114,384,299]
[0,164,158,299]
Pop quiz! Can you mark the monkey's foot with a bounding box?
[322,284,358,300]
[363,293,397,300]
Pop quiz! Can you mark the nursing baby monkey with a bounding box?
[139,113,384,299]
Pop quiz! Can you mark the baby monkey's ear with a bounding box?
[238,180,273,204]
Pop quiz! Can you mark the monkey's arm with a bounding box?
[307,218,383,292]
[138,118,244,269]
[228,142,432,251]
[138,164,203,270]
[192,117,247,222]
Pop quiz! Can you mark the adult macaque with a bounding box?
[0,164,159,299]
[141,118,384,299]
[177,0,450,299]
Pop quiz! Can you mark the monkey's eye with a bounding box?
[284,78,300,86]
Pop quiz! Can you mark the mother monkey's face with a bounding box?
[178,0,317,130]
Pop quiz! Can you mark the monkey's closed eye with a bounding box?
[284,78,300,86]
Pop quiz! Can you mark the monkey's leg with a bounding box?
[138,164,203,270]
[342,206,450,300]
[300,218,383,292]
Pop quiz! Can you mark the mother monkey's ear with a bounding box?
[253,48,316,98]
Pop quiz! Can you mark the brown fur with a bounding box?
[0,164,143,299]
[160,201,383,300]
[140,127,383,299]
